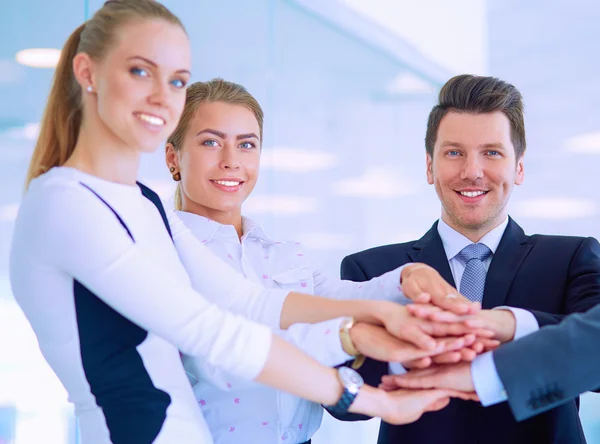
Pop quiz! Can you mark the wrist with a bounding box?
[348,385,390,418]
[494,309,516,343]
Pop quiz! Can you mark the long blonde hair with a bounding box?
[167,78,264,210]
[25,0,185,188]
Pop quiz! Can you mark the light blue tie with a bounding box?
[457,243,492,303]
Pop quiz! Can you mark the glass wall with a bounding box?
[0,0,598,442]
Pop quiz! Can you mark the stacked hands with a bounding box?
[348,263,516,424]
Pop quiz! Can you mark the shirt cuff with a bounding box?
[494,306,539,340]
[322,317,355,366]
[471,351,508,407]
[388,362,408,375]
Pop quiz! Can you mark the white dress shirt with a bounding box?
[175,211,408,444]
[436,217,540,406]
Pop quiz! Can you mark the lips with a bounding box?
[133,112,166,127]
[209,179,245,192]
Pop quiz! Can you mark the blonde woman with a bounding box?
[165,79,487,444]
[9,2,480,444]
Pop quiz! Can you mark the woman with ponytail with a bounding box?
[10,1,478,443]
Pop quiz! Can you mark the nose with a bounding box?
[460,154,483,182]
[219,145,241,170]
[148,80,170,108]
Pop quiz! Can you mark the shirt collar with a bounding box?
[437,216,509,261]
[175,211,278,244]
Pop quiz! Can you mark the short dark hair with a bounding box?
[425,74,526,159]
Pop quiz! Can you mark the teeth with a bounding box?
[460,191,486,198]
[214,180,241,187]
[137,113,165,126]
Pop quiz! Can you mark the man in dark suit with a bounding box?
[334,74,600,444]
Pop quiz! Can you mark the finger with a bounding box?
[424,396,450,412]
[409,357,432,369]
[430,291,477,315]
[427,310,471,323]
[470,341,485,354]
[444,389,479,402]
[395,324,437,351]
[407,304,442,319]
[463,318,489,329]
[415,389,456,412]
[459,347,477,362]
[400,277,425,302]
[400,356,432,370]
[419,320,475,337]
[481,339,501,351]
[379,381,400,391]
[383,370,439,390]
[431,352,462,364]
[470,328,496,338]
[411,292,431,304]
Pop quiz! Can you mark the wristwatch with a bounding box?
[325,366,364,414]
[339,317,366,369]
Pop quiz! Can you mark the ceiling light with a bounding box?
[15,48,61,68]
[332,167,418,197]
[513,198,596,220]
[261,148,338,173]
[244,195,319,216]
[386,72,436,94]
[565,131,600,153]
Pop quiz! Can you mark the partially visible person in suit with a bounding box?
[384,301,600,423]
[333,74,600,444]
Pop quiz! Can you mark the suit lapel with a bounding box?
[482,218,533,309]
[408,222,456,288]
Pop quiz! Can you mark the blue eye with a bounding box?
[487,150,500,156]
[130,67,149,77]
[171,78,186,89]
[239,142,255,149]
[447,150,461,156]
[203,139,219,147]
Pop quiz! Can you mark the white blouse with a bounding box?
[174,211,408,444]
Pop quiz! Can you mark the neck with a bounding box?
[65,114,140,185]
[441,212,507,243]
[182,198,243,239]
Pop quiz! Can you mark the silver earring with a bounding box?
[86,85,93,93]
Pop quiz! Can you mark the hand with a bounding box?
[408,305,516,344]
[463,309,516,343]
[402,337,500,369]
[380,362,477,394]
[376,388,479,424]
[401,263,480,315]
[350,322,476,363]
[372,302,494,352]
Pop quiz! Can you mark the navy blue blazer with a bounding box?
[333,218,600,444]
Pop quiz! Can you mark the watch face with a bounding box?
[339,366,364,393]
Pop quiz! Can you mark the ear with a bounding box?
[165,142,179,170]
[72,52,96,91]
[515,154,525,186]
[426,153,434,185]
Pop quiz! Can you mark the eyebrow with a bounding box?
[440,141,505,149]
[195,129,260,140]
[127,55,191,75]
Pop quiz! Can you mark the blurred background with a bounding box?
[1,0,600,442]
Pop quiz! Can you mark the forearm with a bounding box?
[256,334,387,414]
[280,293,384,329]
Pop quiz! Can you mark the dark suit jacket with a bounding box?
[333,218,600,444]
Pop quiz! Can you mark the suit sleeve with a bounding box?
[494,303,600,421]
[529,237,600,326]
